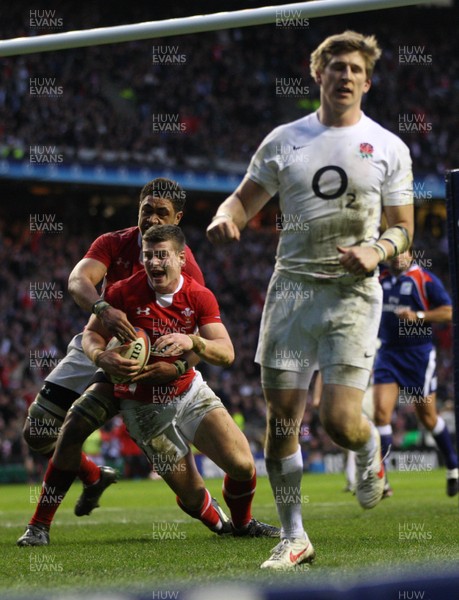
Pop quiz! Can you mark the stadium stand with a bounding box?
[0,2,458,177]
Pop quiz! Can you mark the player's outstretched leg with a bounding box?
[192,407,280,539]
[17,459,77,546]
[160,452,232,535]
[177,489,233,535]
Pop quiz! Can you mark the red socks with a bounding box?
[176,489,222,532]
[78,453,101,486]
[30,460,78,529]
[176,474,257,532]
[45,450,101,486]
[222,472,256,529]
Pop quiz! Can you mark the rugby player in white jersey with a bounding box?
[207,31,414,570]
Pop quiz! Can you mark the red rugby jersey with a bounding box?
[104,271,222,403]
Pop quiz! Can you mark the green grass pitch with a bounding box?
[1,469,458,595]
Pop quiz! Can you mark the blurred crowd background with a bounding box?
[1,1,458,176]
[0,0,457,480]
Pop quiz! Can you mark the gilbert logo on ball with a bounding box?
[106,327,151,384]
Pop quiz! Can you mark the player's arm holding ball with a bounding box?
[152,322,235,368]
[82,314,142,382]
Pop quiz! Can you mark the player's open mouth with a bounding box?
[337,86,352,95]
[151,270,166,279]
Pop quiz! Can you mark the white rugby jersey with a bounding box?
[247,111,413,278]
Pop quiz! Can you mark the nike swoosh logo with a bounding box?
[290,544,309,563]
[292,145,308,150]
[364,351,374,358]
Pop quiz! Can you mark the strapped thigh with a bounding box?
[69,390,120,429]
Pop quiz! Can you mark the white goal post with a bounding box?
[0,0,433,57]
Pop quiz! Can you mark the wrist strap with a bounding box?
[92,299,111,317]
[372,242,388,262]
[174,359,189,376]
[188,335,206,355]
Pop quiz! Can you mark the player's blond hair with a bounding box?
[310,31,382,81]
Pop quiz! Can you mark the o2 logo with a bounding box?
[312,165,356,208]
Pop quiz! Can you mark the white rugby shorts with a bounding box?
[256,272,382,391]
[45,333,98,395]
[120,371,225,472]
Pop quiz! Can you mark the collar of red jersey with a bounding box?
[147,274,184,307]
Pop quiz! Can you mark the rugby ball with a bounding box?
[105,327,151,384]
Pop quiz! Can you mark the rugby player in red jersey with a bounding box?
[17,225,280,546]
[18,179,205,545]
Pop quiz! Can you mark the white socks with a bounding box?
[266,446,307,540]
[377,424,393,436]
[345,450,356,487]
[432,416,445,436]
[357,419,377,459]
